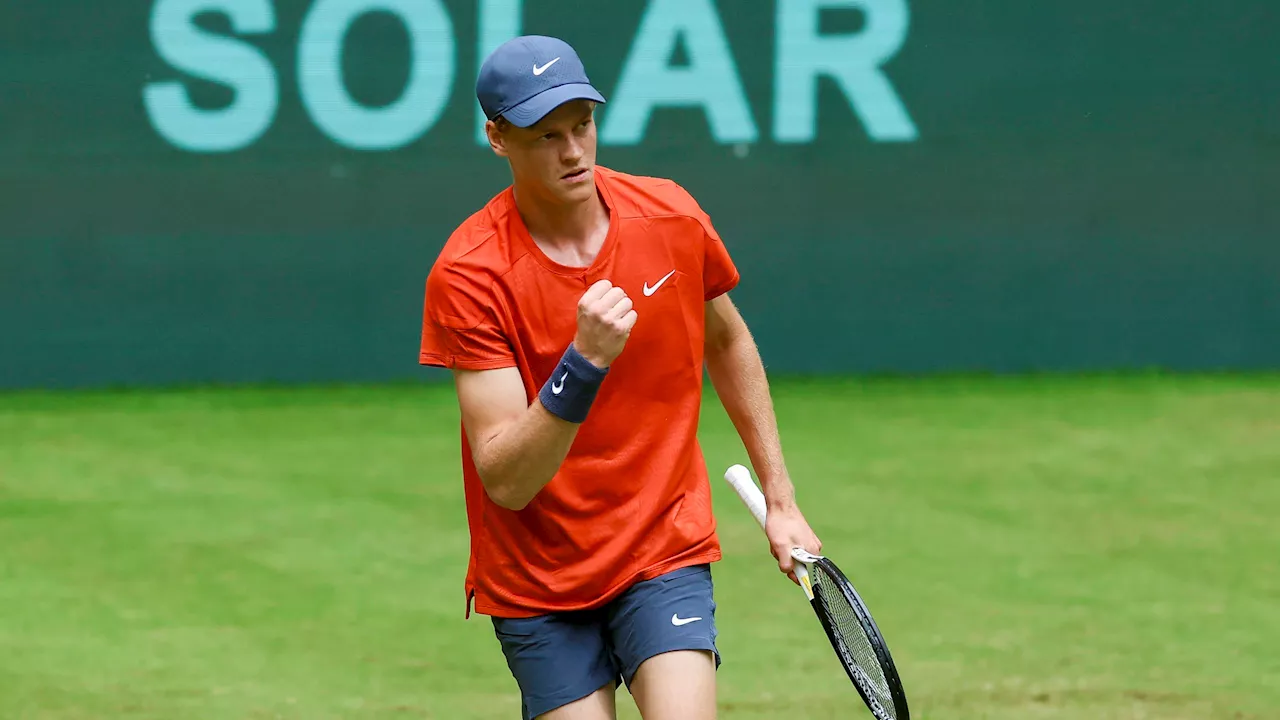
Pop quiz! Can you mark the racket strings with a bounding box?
[813,563,896,716]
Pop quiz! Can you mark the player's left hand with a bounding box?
[764,502,822,585]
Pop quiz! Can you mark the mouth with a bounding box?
[560,168,590,182]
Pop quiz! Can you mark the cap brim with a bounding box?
[502,83,607,127]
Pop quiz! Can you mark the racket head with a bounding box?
[807,556,910,720]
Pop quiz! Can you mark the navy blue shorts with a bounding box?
[491,563,720,720]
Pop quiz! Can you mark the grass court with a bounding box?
[1,373,1276,719]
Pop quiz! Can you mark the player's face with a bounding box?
[490,100,599,206]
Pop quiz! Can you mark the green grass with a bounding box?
[1,373,1277,719]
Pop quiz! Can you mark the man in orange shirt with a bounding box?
[420,35,822,720]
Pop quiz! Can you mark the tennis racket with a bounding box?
[724,464,910,720]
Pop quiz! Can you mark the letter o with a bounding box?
[298,0,455,150]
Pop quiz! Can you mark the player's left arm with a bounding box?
[704,293,822,581]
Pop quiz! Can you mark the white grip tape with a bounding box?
[724,464,768,529]
[724,464,816,599]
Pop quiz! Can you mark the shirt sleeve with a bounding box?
[697,207,740,301]
[419,263,516,371]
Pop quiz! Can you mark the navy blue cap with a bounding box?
[477,35,606,128]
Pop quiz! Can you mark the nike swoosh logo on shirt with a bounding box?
[671,613,702,626]
[643,269,676,296]
[532,57,560,75]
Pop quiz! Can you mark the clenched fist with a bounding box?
[573,280,638,368]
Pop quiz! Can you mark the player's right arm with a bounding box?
[453,366,578,510]
[453,280,637,511]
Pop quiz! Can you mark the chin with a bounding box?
[554,176,596,204]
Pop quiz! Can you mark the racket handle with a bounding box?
[725,463,817,600]
[724,464,768,528]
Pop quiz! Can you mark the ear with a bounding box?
[485,120,509,158]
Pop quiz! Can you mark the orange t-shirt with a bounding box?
[419,166,740,618]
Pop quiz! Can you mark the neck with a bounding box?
[513,181,608,251]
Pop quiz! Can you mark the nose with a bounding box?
[562,133,584,164]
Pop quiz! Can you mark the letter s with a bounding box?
[143,0,278,152]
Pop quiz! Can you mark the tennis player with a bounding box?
[419,35,822,720]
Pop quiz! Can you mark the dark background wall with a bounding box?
[2,0,1277,389]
